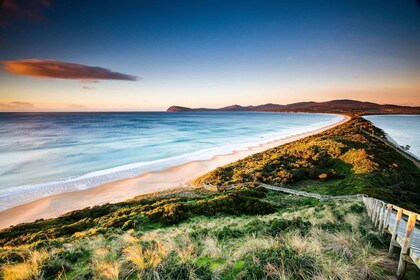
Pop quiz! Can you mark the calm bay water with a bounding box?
[364,115,420,158]
[0,112,343,210]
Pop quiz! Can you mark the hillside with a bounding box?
[194,117,420,211]
[167,99,420,115]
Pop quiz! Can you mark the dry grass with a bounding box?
[2,250,48,280]
[201,236,222,259]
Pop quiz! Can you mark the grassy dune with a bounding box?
[194,117,420,211]
[1,117,419,279]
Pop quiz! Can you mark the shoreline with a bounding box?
[364,115,420,162]
[0,114,351,230]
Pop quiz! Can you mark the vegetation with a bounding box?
[194,117,420,211]
[1,116,419,279]
[1,188,413,279]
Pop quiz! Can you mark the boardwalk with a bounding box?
[257,182,420,278]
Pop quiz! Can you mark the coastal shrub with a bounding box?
[60,246,91,263]
[349,204,365,213]
[340,148,379,174]
[240,246,319,279]
[268,217,312,236]
[365,232,391,249]
[214,226,243,240]
[41,254,71,279]
[319,222,352,233]
[145,202,189,224]
[158,255,215,280]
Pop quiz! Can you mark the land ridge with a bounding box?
[167,99,420,115]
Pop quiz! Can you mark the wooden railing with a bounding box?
[363,196,420,278]
[258,182,365,201]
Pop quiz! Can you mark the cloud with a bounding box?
[286,56,294,61]
[1,59,138,82]
[0,101,35,111]
[0,0,51,28]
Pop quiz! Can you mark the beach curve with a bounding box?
[0,114,351,229]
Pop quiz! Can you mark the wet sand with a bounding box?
[0,115,350,229]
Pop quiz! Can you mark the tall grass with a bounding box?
[0,194,406,279]
[2,250,48,280]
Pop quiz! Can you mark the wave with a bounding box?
[0,115,344,211]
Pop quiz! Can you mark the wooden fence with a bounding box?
[258,182,365,201]
[363,196,420,278]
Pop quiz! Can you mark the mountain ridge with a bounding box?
[167,99,420,115]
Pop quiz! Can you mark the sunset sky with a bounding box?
[0,0,419,111]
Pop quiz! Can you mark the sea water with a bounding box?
[0,112,343,210]
[364,115,420,158]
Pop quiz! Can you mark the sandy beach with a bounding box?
[0,115,350,229]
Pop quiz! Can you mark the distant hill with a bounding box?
[167,99,420,115]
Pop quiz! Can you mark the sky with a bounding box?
[0,0,419,111]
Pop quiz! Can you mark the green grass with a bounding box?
[1,189,413,279]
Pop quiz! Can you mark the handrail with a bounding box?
[363,196,420,277]
[258,182,365,201]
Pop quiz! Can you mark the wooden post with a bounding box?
[389,208,403,254]
[383,205,392,233]
[370,198,374,217]
[378,202,384,230]
[367,198,372,217]
[372,200,378,223]
[378,202,385,229]
[375,201,383,228]
[397,213,417,278]
[373,200,380,224]
[370,198,374,216]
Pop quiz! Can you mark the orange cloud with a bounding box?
[1,59,138,81]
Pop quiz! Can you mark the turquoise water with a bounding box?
[364,115,420,158]
[0,112,343,210]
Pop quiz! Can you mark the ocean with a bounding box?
[0,112,343,210]
[364,115,420,158]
